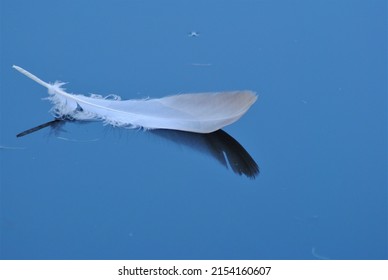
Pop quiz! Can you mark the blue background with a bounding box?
[0,0,386,259]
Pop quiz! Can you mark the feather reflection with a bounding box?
[150,129,259,179]
[17,120,259,179]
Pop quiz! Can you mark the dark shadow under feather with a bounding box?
[17,120,259,179]
[150,129,259,179]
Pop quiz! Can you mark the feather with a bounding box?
[13,66,257,133]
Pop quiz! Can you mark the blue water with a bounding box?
[0,0,386,259]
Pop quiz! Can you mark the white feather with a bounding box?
[13,65,257,133]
